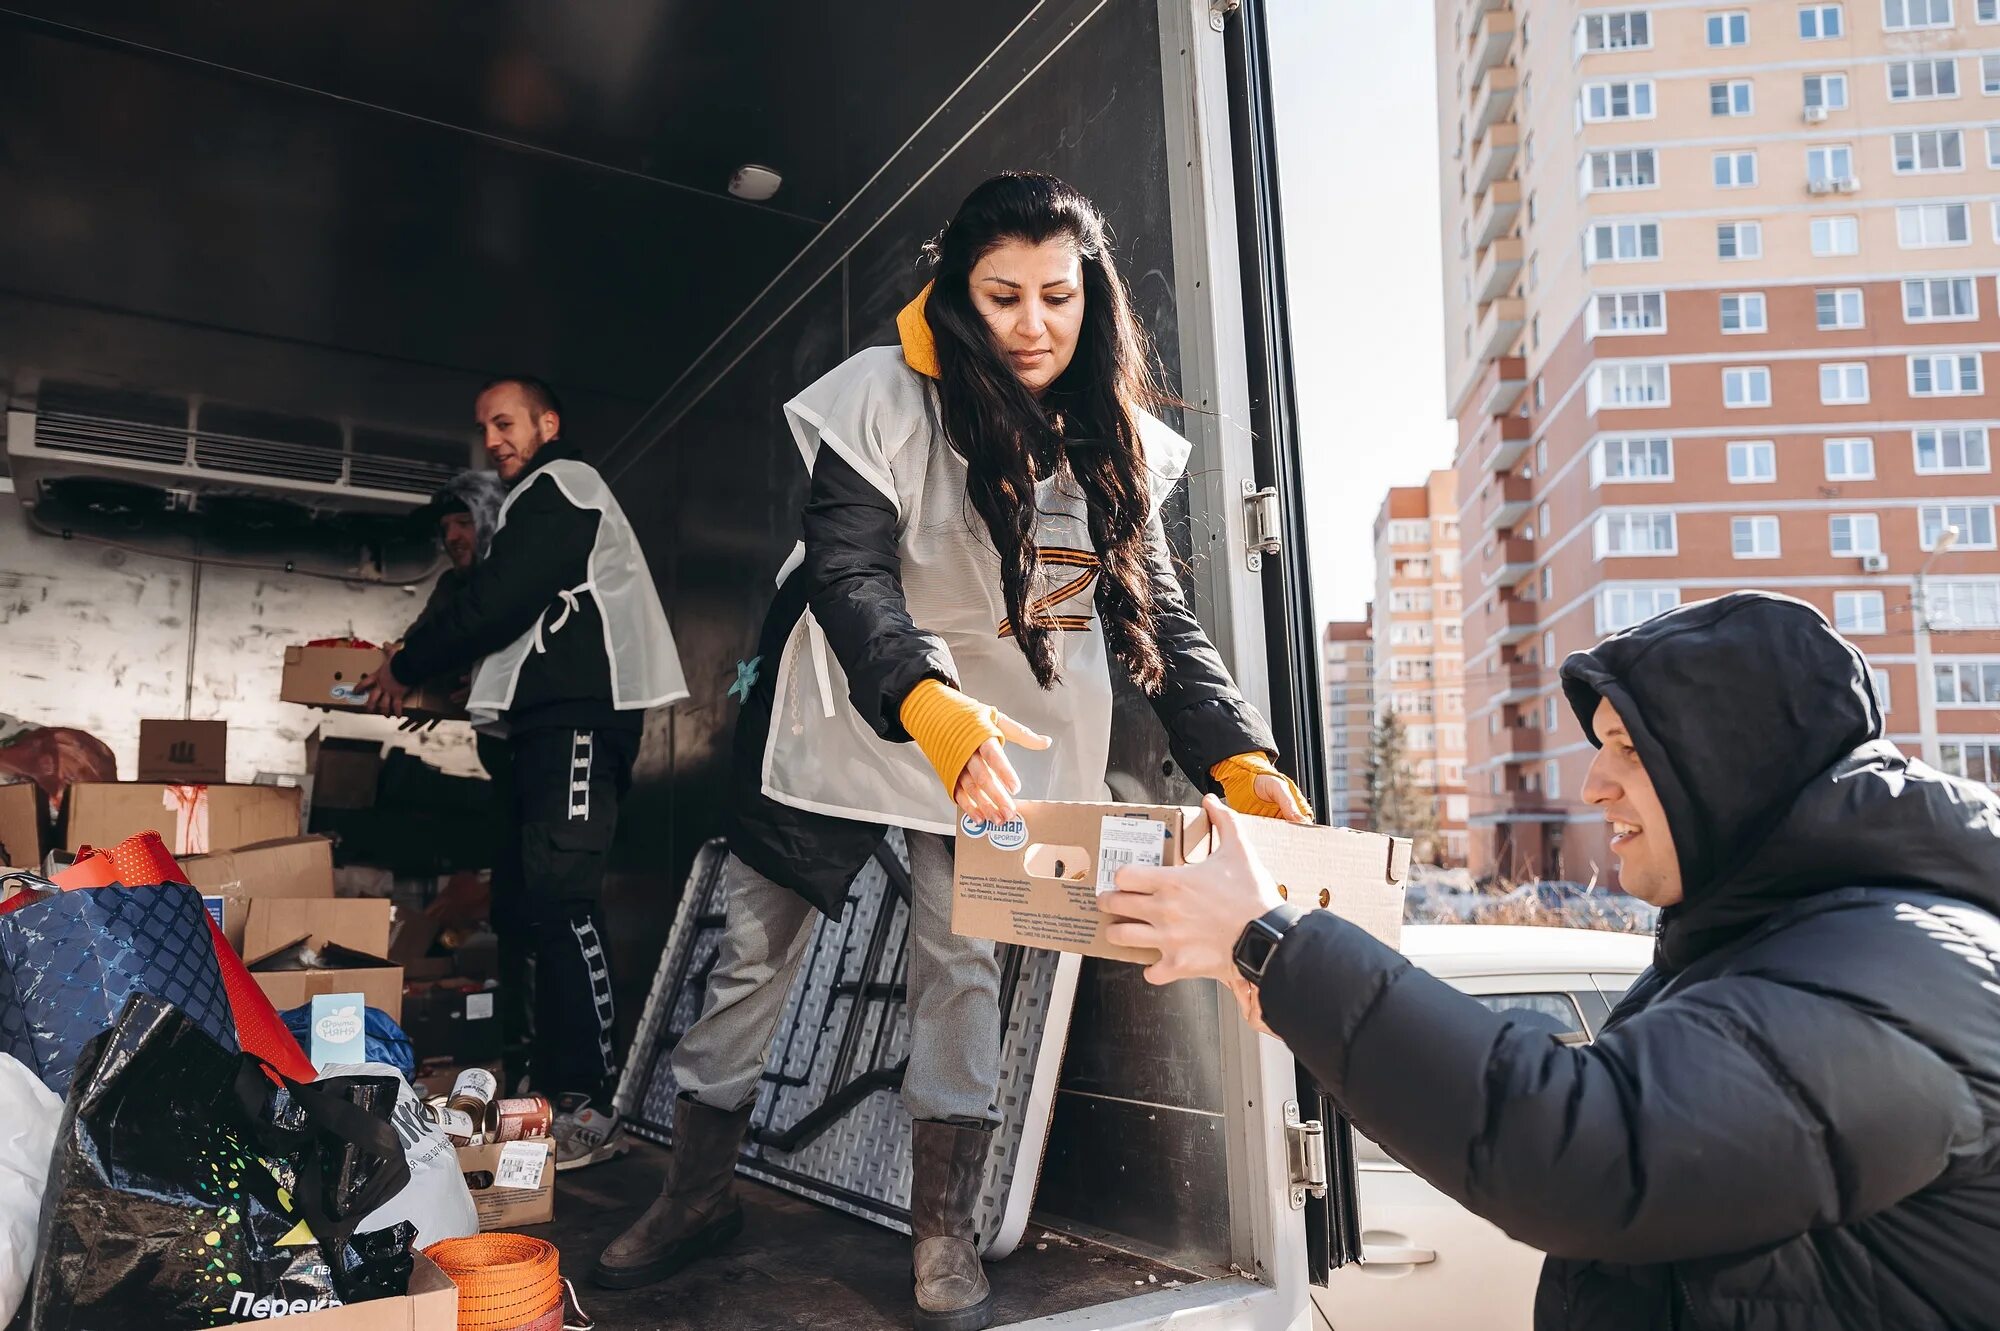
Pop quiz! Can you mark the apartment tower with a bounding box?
[1322,617,1377,830]
[1438,0,2000,882]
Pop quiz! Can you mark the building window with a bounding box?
[1598,585,1681,633]
[1721,292,1768,333]
[1820,362,1871,404]
[1872,667,1893,714]
[1804,73,1850,110]
[1591,291,1666,335]
[1729,440,1778,482]
[1935,659,2000,705]
[1546,696,1561,731]
[1580,11,1653,51]
[1898,202,1971,248]
[1541,629,1558,665]
[1542,567,1554,601]
[1534,378,1546,409]
[1801,4,1847,37]
[1711,80,1756,116]
[1593,437,1674,484]
[1922,504,1998,549]
[1595,511,1679,557]
[1825,437,1877,480]
[1807,144,1855,187]
[1811,215,1860,255]
[1718,221,1764,260]
[1894,129,1965,174]
[1817,287,1866,329]
[1591,363,1671,410]
[1984,54,2000,95]
[1887,59,1959,101]
[1713,151,1759,188]
[1915,426,1992,474]
[1941,742,2000,787]
[1387,519,1431,544]
[1544,759,1562,801]
[1733,516,1783,558]
[1984,0,2000,20]
[1583,148,1659,192]
[1708,10,1751,45]
[1834,591,1887,635]
[1933,579,2000,627]
[1830,513,1884,555]
[1588,221,1662,263]
[1909,351,1984,396]
[1884,0,1954,29]
[1724,366,1773,407]
[1988,128,2000,168]
[1905,276,1978,322]
[1583,80,1658,122]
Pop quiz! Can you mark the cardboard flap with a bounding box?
[243,897,393,960]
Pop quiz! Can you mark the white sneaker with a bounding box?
[553,1094,630,1172]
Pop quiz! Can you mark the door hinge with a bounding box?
[1243,480,1281,572]
[1208,0,1242,32]
[1284,1100,1328,1209]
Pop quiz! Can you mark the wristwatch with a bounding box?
[1233,903,1307,986]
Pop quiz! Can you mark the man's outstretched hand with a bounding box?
[357,648,412,717]
[1099,794,1286,989]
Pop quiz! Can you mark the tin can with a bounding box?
[494,1095,553,1141]
[433,1105,480,1148]
[446,1067,498,1123]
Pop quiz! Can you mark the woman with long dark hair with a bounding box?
[594,172,1308,1329]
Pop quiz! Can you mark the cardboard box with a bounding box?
[953,801,1409,964]
[282,645,465,722]
[458,1138,555,1230]
[245,896,402,1020]
[178,835,336,952]
[64,782,301,855]
[137,719,229,784]
[0,781,45,869]
[306,730,384,811]
[401,978,503,1064]
[258,1250,457,1330]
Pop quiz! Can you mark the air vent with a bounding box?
[197,404,344,484]
[34,382,191,468]
[349,428,467,496]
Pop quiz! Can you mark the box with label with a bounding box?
[458,1138,555,1229]
[64,781,302,855]
[282,645,465,722]
[401,978,502,1064]
[177,835,336,953]
[953,801,1409,963]
[0,781,46,869]
[306,730,384,811]
[248,1249,457,1330]
[137,719,229,784]
[244,896,402,1020]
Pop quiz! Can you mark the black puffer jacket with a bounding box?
[725,443,1278,917]
[1258,592,2000,1330]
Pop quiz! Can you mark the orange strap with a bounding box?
[426,1235,565,1331]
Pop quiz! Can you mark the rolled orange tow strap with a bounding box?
[424,1235,566,1331]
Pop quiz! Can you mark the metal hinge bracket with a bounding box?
[1243,479,1282,572]
[1283,1099,1328,1209]
[1209,0,1242,33]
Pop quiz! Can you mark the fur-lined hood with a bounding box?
[427,469,507,557]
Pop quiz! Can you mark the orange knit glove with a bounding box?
[1210,752,1314,822]
[900,679,1005,797]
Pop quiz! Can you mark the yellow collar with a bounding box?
[897,282,940,379]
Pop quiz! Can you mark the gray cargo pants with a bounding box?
[669,831,1002,1124]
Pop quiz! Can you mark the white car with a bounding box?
[1312,924,1654,1331]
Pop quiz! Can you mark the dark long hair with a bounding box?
[924,172,1169,694]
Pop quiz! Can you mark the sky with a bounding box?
[1268,4,1459,626]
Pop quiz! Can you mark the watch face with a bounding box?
[1235,923,1279,980]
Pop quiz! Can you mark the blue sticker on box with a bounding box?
[309,992,367,1069]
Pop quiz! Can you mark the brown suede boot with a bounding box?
[592,1096,751,1289]
[910,1120,995,1331]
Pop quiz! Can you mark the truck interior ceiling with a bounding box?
[0,2,1324,1327]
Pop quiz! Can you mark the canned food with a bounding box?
[434,1106,480,1147]
[446,1067,499,1127]
[495,1095,553,1141]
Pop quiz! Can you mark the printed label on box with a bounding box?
[495,1141,548,1192]
[1095,816,1166,896]
[465,992,495,1021]
[310,993,367,1069]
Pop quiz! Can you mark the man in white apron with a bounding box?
[363,375,686,1165]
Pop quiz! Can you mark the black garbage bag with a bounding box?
[27,994,415,1330]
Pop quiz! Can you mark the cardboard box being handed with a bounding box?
[953,801,1409,964]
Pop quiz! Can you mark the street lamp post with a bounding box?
[1913,524,1961,767]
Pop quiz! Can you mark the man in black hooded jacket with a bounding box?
[1101,591,2000,1329]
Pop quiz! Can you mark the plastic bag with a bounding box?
[320,1062,479,1250]
[29,995,414,1330]
[1,1053,61,1325]
[281,1006,417,1080]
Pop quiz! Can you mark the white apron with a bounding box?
[466,458,689,735]
[762,345,1191,835]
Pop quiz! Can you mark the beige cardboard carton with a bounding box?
[244,897,402,1020]
[251,1250,457,1330]
[178,835,336,952]
[282,645,465,722]
[458,1138,556,1229]
[954,801,1408,963]
[0,781,45,869]
[64,782,301,854]
[137,719,229,784]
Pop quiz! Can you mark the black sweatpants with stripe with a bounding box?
[494,726,637,1102]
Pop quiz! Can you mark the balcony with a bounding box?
[1473,236,1524,305]
[1472,180,1522,250]
[1472,298,1525,365]
[1470,65,1519,134]
[1494,724,1546,758]
[1467,6,1517,77]
[1469,122,1520,193]
[1480,472,1533,535]
[1492,661,1545,706]
[1481,537,1536,590]
[1480,412,1532,473]
[1472,354,1528,417]
[1495,597,1539,645]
